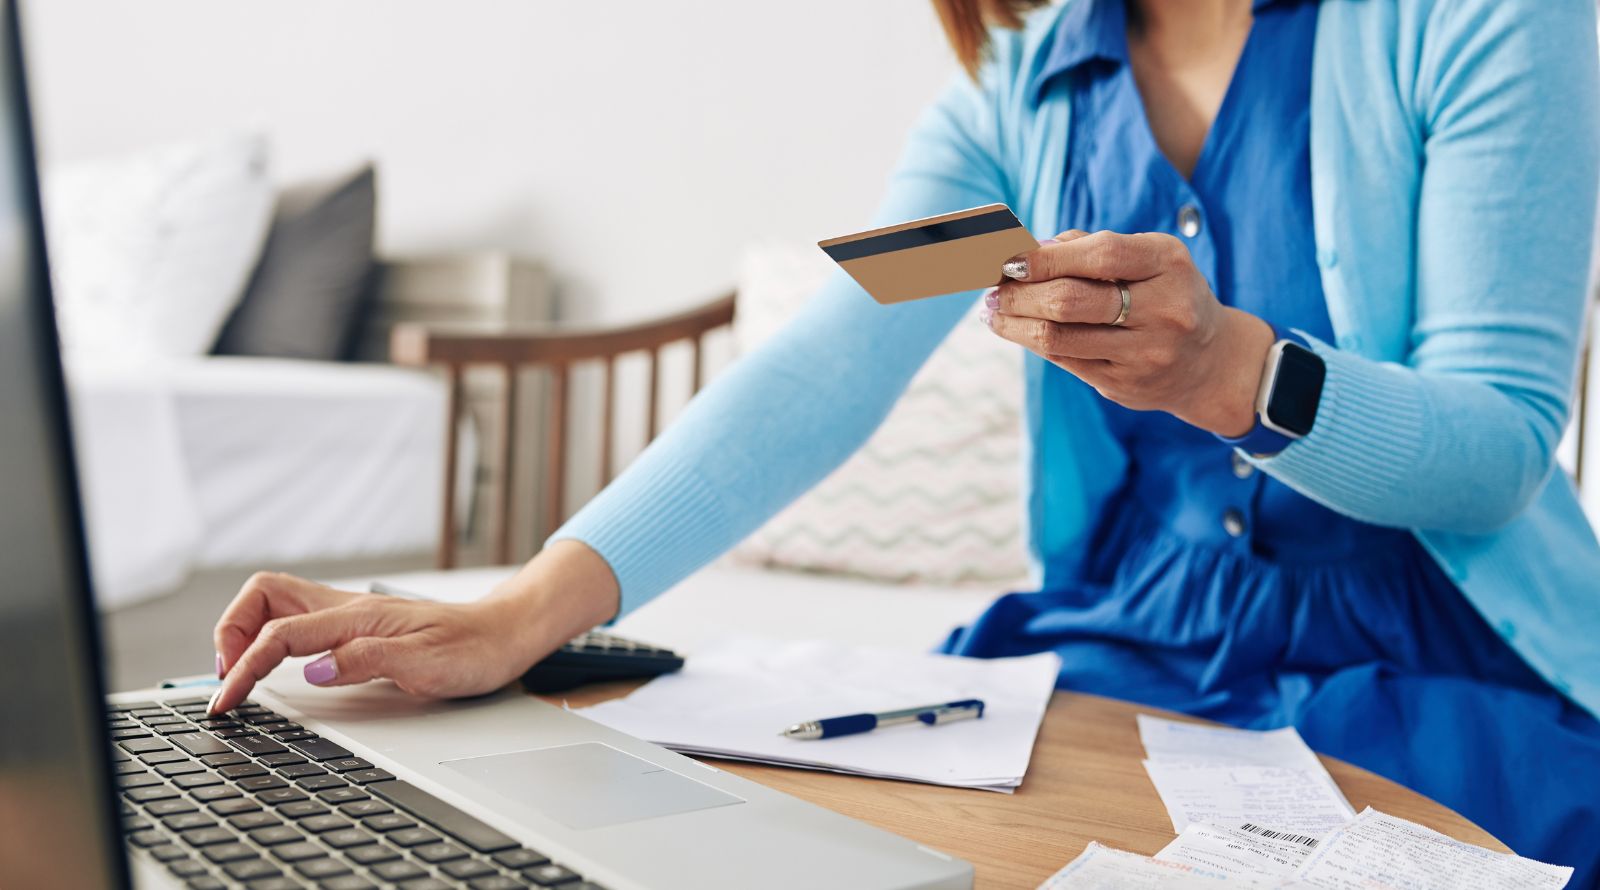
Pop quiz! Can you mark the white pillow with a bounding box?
[45,132,273,357]
[729,241,1030,587]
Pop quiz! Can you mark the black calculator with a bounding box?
[518,631,685,694]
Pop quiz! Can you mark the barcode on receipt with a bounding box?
[1238,823,1319,848]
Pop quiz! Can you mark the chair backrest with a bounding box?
[391,293,736,568]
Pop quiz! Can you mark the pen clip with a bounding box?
[917,700,985,726]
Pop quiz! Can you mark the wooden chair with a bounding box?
[390,293,737,569]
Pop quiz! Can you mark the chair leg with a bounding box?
[438,365,462,570]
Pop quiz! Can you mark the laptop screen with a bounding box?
[0,1,129,887]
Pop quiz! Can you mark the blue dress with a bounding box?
[940,0,1600,882]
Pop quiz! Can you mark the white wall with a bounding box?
[23,0,958,324]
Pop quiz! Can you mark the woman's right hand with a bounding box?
[208,540,621,715]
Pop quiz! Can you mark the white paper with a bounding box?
[1142,761,1356,835]
[1156,823,1320,886]
[574,637,1060,791]
[1038,842,1243,888]
[1286,808,1572,890]
[1138,715,1327,772]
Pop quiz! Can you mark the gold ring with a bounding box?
[1111,281,1131,326]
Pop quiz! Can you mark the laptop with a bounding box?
[0,3,974,887]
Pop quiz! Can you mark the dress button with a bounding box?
[1222,508,1247,538]
[1177,204,1202,238]
[1231,452,1254,479]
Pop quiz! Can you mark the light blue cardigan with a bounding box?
[554,0,1600,717]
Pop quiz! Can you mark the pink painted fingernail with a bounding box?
[984,290,1000,309]
[304,654,338,686]
[978,306,994,327]
[206,687,223,716]
[1002,257,1029,280]
[215,652,224,679]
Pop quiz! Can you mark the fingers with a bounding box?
[213,573,356,676]
[994,276,1126,324]
[307,636,418,688]
[1004,230,1184,284]
[987,312,1125,361]
[209,601,382,714]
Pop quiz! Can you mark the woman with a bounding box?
[211,0,1600,878]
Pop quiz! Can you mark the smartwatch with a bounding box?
[1220,333,1326,456]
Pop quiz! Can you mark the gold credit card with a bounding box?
[818,204,1038,305]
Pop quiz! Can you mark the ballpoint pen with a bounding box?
[780,699,986,740]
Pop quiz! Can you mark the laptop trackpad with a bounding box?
[438,742,744,830]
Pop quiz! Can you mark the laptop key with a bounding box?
[300,814,351,833]
[123,815,152,832]
[223,859,282,881]
[294,858,350,879]
[186,878,226,890]
[118,771,162,788]
[128,828,167,847]
[156,723,207,735]
[339,800,391,818]
[218,763,269,780]
[257,788,310,806]
[362,813,415,832]
[125,785,180,803]
[228,811,282,830]
[297,774,347,791]
[114,760,148,775]
[271,841,325,862]
[201,842,258,863]
[232,735,289,756]
[320,877,378,890]
[179,827,236,847]
[208,798,262,816]
[213,727,253,738]
[385,827,440,848]
[109,701,160,712]
[275,730,316,742]
[167,859,208,877]
[372,860,428,882]
[278,801,330,819]
[245,879,302,890]
[467,877,529,890]
[155,760,207,777]
[110,728,152,741]
[321,827,376,850]
[161,813,217,832]
[131,708,170,719]
[145,798,198,816]
[141,714,187,726]
[441,858,496,880]
[324,758,372,773]
[141,750,189,765]
[493,848,551,869]
[148,844,188,862]
[239,775,289,792]
[287,736,352,761]
[344,843,398,866]
[367,780,519,853]
[119,737,172,754]
[174,772,223,790]
[413,841,470,864]
[191,785,242,802]
[316,787,368,804]
[396,879,452,890]
[172,732,230,757]
[248,825,302,846]
[277,763,326,780]
[522,864,581,886]
[200,752,250,767]
[342,769,393,785]
[259,752,307,768]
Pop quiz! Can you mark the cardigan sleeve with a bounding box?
[547,62,1024,617]
[1251,0,1600,534]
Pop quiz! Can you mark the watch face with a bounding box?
[1266,343,1325,437]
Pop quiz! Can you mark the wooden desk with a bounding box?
[547,684,1507,888]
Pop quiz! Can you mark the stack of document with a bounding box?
[574,637,1061,792]
[1038,808,1573,888]
[1137,715,1355,836]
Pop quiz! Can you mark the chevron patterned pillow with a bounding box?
[729,241,1029,587]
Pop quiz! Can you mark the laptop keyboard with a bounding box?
[109,697,609,890]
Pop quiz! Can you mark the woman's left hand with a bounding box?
[983,229,1276,438]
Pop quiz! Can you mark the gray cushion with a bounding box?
[213,164,377,360]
